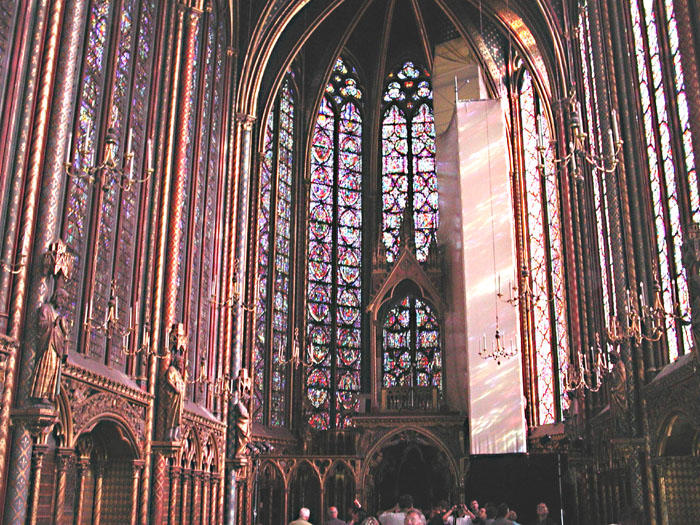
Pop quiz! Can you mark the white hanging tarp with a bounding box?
[437,99,527,454]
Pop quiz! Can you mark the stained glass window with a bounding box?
[662,0,698,221]
[382,296,442,391]
[519,71,569,425]
[110,0,157,372]
[578,11,615,334]
[197,24,225,413]
[381,62,438,263]
[184,9,223,407]
[61,0,156,371]
[305,57,363,430]
[253,77,295,426]
[254,110,275,423]
[99,0,135,367]
[270,80,294,426]
[629,0,694,361]
[62,0,111,351]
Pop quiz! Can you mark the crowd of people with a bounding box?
[288,496,559,525]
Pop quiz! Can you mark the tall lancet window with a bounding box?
[253,77,296,426]
[381,61,438,263]
[519,70,570,425]
[61,0,157,369]
[382,295,442,392]
[305,58,363,430]
[577,11,615,333]
[628,0,696,361]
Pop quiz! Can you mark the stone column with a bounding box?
[200,471,210,525]
[0,336,18,487]
[168,464,181,525]
[150,450,168,525]
[161,2,202,330]
[149,4,202,517]
[1,0,83,518]
[53,449,72,524]
[224,114,256,525]
[74,452,92,525]
[130,460,144,525]
[234,465,248,525]
[91,460,105,524]
[8,410,58,525]
[27,443,48,525]
[191,470,202,524]
[586,0,635,428]
[180,469,191,525]
[211,473,221,524]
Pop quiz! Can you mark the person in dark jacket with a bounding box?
[327,506,347,525]
[530,503,558,525]
[492,503,515,525]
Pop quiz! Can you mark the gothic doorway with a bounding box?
[256,461,285,525]
[59,419,140,524]
[288,461,322,523]
[364,429,456,513]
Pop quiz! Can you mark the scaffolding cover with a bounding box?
[438,99,527,455]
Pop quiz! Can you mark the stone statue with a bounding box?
[30,288,70,402]
[233,368,251,457]
[164,354,187,441]
[681,224,700,347]
[233,399,251,457]
[164,323,188,441]
[608,351,628,421]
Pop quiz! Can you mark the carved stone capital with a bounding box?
[76,435,94,459]
[235,113,256,130]
[228,457,250,481]
[57,448,73,470]
[11,406,59,444]
[32,443,49,460]
[152,441,181,459]
[132,459,145,473]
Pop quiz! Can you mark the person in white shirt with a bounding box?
[444,504,474,525]
[378,495,415,525]
[404,509,427,525]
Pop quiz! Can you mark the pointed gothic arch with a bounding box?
[360,427,459,512]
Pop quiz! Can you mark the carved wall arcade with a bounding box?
[10,355,227,524]
[564,355,700,525]
[249,423,464,524]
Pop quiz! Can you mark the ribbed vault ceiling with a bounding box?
[249,0,558,129]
